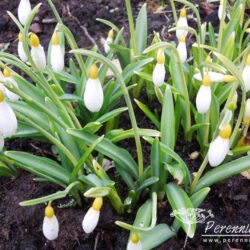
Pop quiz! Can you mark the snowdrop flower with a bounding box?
[177,35,187,63]
[18,33,28,62]
[176,8,188,40]
[193,72,236,83]
[242,54,250,92]
[152,49,165,87]
[3,68,20,102]
[18,0,31,26]
[0,133,4,151]
[196,75,211,114]
[0,89,18,138]
[127,233,142,250]
[218,0,223,20]
[50,32,64,72]
[208,124,232,167]
[30,33,47,71]
[104,29,114,54]
[82,197,103,233]
[243,99,250,125]
[84,65,104,112]
[43,203,59,240]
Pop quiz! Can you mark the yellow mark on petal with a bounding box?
[202,75,211,87]
[89,64,99,79]
[180,8,186,18]
[219,124,232,139]
[223,75,236,83]
[0,90,5,102]
[108,29,114,39]
[157,50,165,64]
[3,68,11,78]
[30,33,40,47]
[52,33,59,45]
[131,233,140,244]
[18,32,23,42]
[246,54,250,66]
[92,197,103,211]
[45,204,55,218]
[179,35,186,43]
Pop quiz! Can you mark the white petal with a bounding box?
[50,45,64,72]
[176,17,188,39]
[104,37,113,54]
[177,42,187,63]
[84,79,104,112]
[106,59,122,77]
[43,215,59,241]
[31,45,47,71]
[152,63,165,87]
[242,65,250,92]
[245,99,250,118]
[82,208,100,234]
[127,240,143,250]
[218,4,223,20]
[5,78,20,102]
[18,0,31,26]
[0,133,4,151]
[208,136,229,167]
[193,72,224,82]
[0,101,18,137]
[196,85,211,114]
[18,41,28,62]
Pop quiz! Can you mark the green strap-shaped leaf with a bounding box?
[67,129,138,178]
[165,183,196,238]
[194,155,250,192]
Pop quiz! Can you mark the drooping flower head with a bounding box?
[176,8,188,40]
[244,99,250,125]
[242,54,250,92]
[84,65,104,112]
[50,32,64,72]
[18,32,28,62]
[30,33,47,71]
[104,29,114,54]
[196,75,212,114]
[177,35,187,63]
[43,203,59,240]
[3,67,20,102]
[127,233,142,250]
[208,124,232,167]
[82,197,103,233]
[152,49,165,87]
[18,0,32,26]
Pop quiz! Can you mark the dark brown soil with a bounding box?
[0,0,249,250]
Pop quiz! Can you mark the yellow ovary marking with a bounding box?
[89,64,99,79]
[219,124,232,139]
[45,204,55,218]
[92,197,103,211]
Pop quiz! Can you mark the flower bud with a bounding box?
[50,33,64,72]
[177,35,187,63]
[176,8,188,39]
[242,54,250,92]
[244,99,250,125]
[104,29,114,54]
[152,50,165,87]
[127,233,142,250]
[18,0,31,26]
[18,33,28,62]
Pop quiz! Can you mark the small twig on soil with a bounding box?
[94,232,100,250]
[66,4,97,47]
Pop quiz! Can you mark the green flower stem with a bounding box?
[125,0,137,56]
[70,49,144,178]
[16,113,78,166]
[169,0,178,24]
[217,0,226,51]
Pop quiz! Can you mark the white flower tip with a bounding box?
[152,63,165,87]
[82,208,100,234]
[196,85,211,114]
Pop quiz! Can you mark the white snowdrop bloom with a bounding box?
[244,99,250,125]
[0,133,4,151]
[0,90,18,138]
[18,0,31,26]
[176,8,188,40]
[127,234,142,250]
[242,54,250,92]
[152,50,165,87]
[84,65,104,112]
[104,29,114,54]
[193,72,236,83]
[43,204,59,241]
[218,0,223,20]
[18,33,28,62]
[30,34,47,71]
[208,124,232,167]
[50,32,64,72]
[3,68,20,102]
[177,35,187,63]
[196,75,211,114]
[82,197,103,234]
